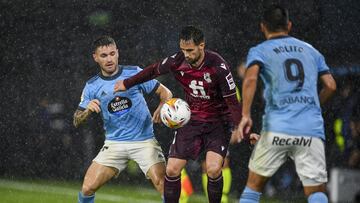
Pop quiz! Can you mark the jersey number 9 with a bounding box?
[284,58,304,92]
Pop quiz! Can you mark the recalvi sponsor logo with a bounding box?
[272,136,312,147]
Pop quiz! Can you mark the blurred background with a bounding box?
[0,0,360,202]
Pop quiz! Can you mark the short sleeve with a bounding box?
[216,61,237,98]
[78,83,93,110]
[316,52,330,76]
[246,47,265,69]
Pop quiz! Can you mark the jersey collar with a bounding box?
[99,65,123,80]
[268,35,291,40]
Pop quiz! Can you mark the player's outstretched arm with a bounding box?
[152,83,173,123]
[319,73,336,105]
[236,64,260,141]
[73,99,101,127]
[114,62,167,93]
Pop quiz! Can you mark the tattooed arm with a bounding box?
[73,109,92,128]
[73,99,101,128]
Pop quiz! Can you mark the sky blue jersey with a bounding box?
[78,65,159,141]
[246,36,330,139]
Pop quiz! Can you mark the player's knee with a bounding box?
[166,164,182,177]
[153,175,164,187]
[81,183,97,196]
[206,163,222,178]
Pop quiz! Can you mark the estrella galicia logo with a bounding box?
[108,96,132,116]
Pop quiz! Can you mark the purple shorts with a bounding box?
[168,120,231,160]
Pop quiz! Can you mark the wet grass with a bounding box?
[0,178,302,203]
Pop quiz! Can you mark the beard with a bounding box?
[101,64,118,76]
[186,54,201,66]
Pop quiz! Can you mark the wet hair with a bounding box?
[92,35,116,53]
[179,25,205,45]
[262,5,289,32]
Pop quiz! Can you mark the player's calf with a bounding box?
[207,174,223,203]
[164,175,182,203]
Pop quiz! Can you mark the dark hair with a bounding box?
[92,35,116,53]
[262,5,289,32]
[179,25,205,45]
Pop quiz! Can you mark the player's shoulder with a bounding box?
[204,50,231,74]
[86,74,101,85]
[205,50,226,62]
[291,37,313,48]
[289,37,323,57]
[122,65,142,71]
[162,51,184,64]
[121,65,143,76]
[248,41,267,56]
[205,50,228,66]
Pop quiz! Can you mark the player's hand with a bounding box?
[249,133,260,145]
[231,131,259,144]
[152,102,164,123]
[236,115,253,143]
[114,80,127,93]
[86,99,101,113]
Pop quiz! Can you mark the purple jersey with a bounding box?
[158,51,236,122]
[124,50,242,124]
[141,50,236,122]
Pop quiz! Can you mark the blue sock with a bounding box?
[308,192,328,203]
[239,186,261,203]
[78,192,95,203]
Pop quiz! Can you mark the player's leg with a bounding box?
[78,162,118,203]
[201,156,231,203]
[128,138,166,195]
[292,136,328,203]
[239,170,268,203]
[147,162,166,194]
[239,132,288,203]
[205,151,225,203]
[165,120,203,203]
[304,184,327,203]
[165,157,187,202]
[203,121,233,203]
[79,141,127,203]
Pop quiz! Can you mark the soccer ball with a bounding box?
[160,98,191,129]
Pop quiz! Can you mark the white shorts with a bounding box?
[93,138,165,178]
[249,132,328,186]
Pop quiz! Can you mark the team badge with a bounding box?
[204,72,212,83]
